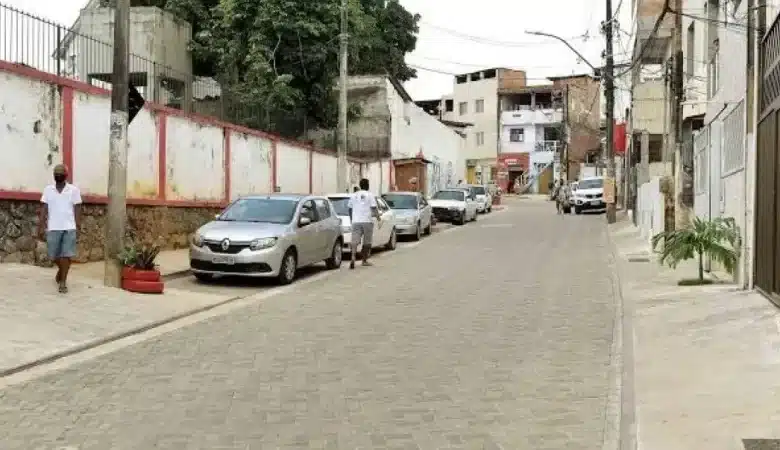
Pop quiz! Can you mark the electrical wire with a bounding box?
[419,20,590,48]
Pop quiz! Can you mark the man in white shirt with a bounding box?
[347,178,379,269]
[38,164,82,293]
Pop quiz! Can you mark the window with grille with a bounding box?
[722,101,745,174]
[694,128,709,194]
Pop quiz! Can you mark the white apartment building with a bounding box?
[437,68,529,184]
[498,87,564,193]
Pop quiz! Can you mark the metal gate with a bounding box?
[755,13,780,297]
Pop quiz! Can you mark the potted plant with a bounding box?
[119,244,164,294]
[651,216,740,286]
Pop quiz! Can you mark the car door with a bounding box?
[373,197,391,246]
[296,200,320,266]
[418,195,432,228]
[314,198,337,259]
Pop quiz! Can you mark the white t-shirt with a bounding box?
[41,183,82,231]
[348,190,377,224]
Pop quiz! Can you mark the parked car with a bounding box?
[571,176,606,214]
[469,185,492,213]
[430,189,478,224]
[189,194,343,284]
[381,191,433,240]
[327,193,397,253]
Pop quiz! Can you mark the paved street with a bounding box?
[0,199,617,449]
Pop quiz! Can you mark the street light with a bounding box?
[524,30,598,73]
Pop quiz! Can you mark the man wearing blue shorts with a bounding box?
[38,164,82,293]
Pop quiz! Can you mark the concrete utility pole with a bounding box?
[671,0,685,228]
[104,0,130,287]
[336,0,349,192]
[603,0,617,223]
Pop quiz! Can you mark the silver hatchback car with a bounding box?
[189,194,344,284]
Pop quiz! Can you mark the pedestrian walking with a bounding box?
[38,164,82,293]
[348,178,380,269]
[556,180,570,214]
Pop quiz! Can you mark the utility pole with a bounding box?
[603,0,617,223]
[336,0,349,192]
[104,0,130,287]
[671,0,684,228]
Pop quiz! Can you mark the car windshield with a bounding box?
[472,186,486,195]
[433,190,465,201]
[578,179,603,189]
[382,194,418,209]
[328,197,350,216]
[217,198,298,224]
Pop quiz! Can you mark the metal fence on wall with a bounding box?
[0,1,317,141]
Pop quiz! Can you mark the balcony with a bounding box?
[501,109,563,126]
[534,140,560,153]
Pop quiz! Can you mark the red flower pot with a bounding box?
[122,266,161,282]
[121,279,164,294]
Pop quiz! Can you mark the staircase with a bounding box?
[519,160,554,194]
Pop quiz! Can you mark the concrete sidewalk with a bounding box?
[0,263,233,377]
[610,219,780,449]
[74,248,190,281]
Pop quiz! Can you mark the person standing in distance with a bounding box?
[38,164,82,293]
[348,178,380,269]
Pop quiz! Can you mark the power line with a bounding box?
[419,20,591,47]
[408,55,595,71]
[407,63,583,81]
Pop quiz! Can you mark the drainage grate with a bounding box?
[743,439,780,450]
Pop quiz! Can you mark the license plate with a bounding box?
[212,255,235,264]
[590,200,601,205]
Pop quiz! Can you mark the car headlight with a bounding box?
[341,225,351,233]
[249,237,277,250]
[192,234,204,247]
[402,217,415,224]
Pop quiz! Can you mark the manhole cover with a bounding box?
[743,439,780,450]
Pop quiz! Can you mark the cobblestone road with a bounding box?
[0,200,617,449]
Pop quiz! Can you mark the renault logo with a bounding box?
[220,238,230,251]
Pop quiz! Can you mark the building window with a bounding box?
[476,132,485,146]
[708,39,719,97]
[475,99,484,113]
[509,128,524,142]
[456,75,467,84]
[445,99,453,112]
[459,101,468,115]
[722,101,745,173]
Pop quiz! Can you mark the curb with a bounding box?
[603,224,637,450]
[162,268,192,282]
[0,293,244,379]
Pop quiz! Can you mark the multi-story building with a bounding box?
[497,85,564,194]
[416,68,528,185]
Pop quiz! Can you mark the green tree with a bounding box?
[651,216,740,285]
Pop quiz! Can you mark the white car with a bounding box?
[327,194,397,253]
[429,189,478,225]
[381,191,433,240]
[469,184,492,213]
[572,176,605,214]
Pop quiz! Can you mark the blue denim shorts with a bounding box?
[47,230,77,259]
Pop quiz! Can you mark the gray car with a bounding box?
[189,194,343,284]
[381,192,432,240]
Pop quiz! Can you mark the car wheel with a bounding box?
[575,207,582,215]
[277,249,297,284]
[385,228,397,251]
[325,239,342,269]
[455,213,465,225]
[193,273,213,282]
[413,222,422,241]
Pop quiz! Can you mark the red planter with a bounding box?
[122,279,164,294]
[122,266,161,282]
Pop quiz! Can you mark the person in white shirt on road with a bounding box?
[347,178,380,269]
[38,164,82,293]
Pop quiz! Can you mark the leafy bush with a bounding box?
[118,243,161,271]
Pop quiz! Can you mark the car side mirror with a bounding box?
[299,216,312,226]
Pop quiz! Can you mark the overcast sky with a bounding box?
[1,0,633,117]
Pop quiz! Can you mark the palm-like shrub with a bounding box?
[651,217,740,284]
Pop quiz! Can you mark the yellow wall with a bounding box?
[467,167,477,184]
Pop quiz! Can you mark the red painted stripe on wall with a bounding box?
[61,87,74,180]
[223,129,231,202]
[157,113,167,200]
[271,139,278,192]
